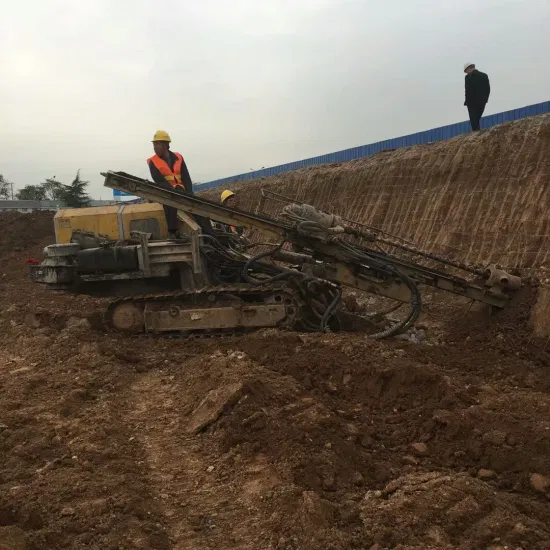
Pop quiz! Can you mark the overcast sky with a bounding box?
[2,0,549,198]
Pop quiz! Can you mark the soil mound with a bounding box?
[0,212,54,258]
[361,471,550,549]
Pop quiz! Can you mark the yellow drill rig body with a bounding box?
[28,171,521,339]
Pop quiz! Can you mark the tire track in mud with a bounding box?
[126,368,286,549]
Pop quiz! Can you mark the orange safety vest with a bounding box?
[147,152,184,188]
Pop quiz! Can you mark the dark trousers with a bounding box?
[163,205,179,234]
[467,103,486,131]
[163,204,214,236]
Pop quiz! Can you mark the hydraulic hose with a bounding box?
[367,265,421,339]
[241,240,342,332]
[227,226,422,339]
[332,239,422,339]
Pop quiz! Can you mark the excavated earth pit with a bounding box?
[2,117,550,549]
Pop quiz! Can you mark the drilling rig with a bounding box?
[28,171,522,339]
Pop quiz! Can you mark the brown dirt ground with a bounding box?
[1,214,550,549]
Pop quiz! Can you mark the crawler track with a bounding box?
[104,283,304,336]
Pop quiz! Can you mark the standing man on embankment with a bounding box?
[464,63,490,131]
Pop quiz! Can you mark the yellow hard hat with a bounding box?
[221,190,235,203]
[152,130,171,142]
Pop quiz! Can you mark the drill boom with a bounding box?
[102,171,517,309]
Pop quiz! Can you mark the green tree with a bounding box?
[59,170,90,208]
[41,177,65,200]
[15,176,61,201]
[14,171,91,206]
[16,184,47,200]
[0,175,13,199]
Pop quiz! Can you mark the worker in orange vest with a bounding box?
[147,130,212,237]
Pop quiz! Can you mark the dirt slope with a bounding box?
[202,114,550,270]
[1,213,550,549]
[0,212,55,257]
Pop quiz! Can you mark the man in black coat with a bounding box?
[464,63,490,131]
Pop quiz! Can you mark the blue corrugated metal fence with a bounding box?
[196,101,549,191]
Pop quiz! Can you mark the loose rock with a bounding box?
[339,500,361,523]
[322,473,337,491]
[360,434,375,448]
[432,409,453,425]
[513,522,528,535]
[66,317,91,331]
[410,442,429,457]
[477,469,496,481]
[351,471,364,486]
[530,473,550,494]
[415,329,427,342]
[506,433,517,446]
